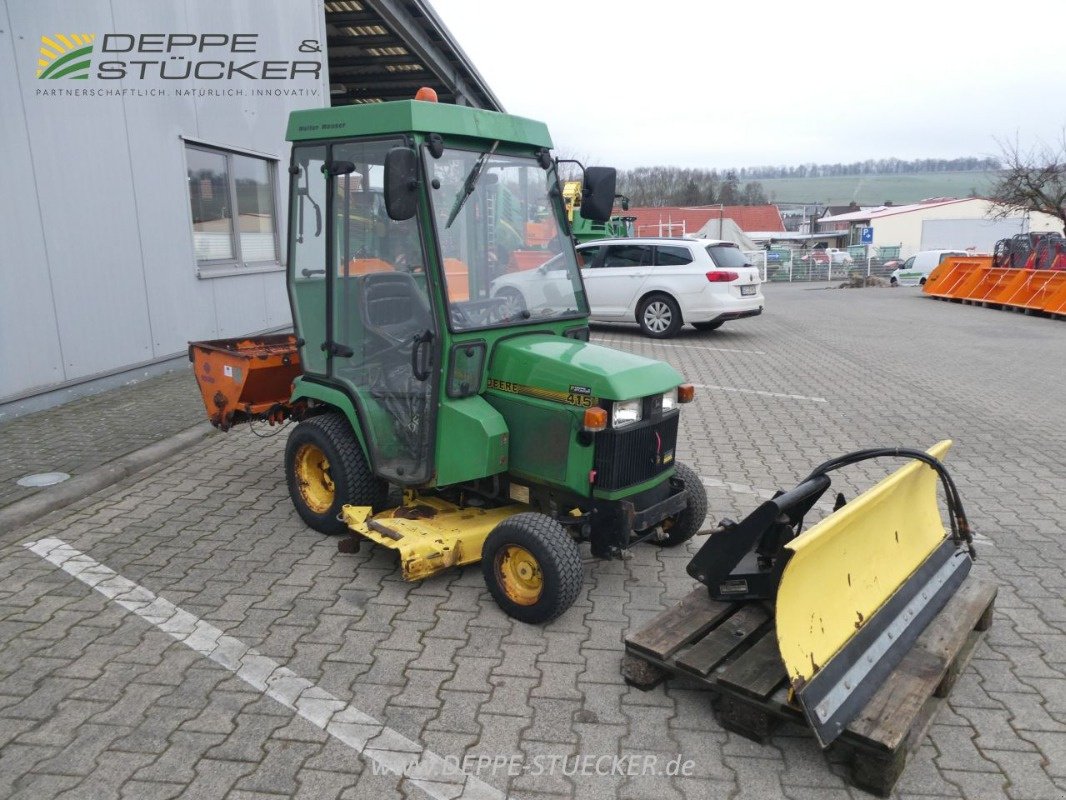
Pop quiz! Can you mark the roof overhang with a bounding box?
[324,0,502,110]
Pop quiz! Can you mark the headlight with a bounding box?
[661,388,678,413]
[612,399,642,428]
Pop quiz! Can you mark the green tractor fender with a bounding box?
[290,377,372,462]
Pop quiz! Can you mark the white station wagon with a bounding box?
[491,237,764,338]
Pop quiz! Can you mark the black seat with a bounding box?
[361,272,429,348]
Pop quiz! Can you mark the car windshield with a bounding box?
[427,147,587,331]
[706,244,751,269]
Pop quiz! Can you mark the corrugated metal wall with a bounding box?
[0,0,328,403]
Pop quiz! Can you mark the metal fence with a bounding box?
[742,248,904,283]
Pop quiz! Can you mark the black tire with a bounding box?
[481,512,583,624]
[692,320,724,331]
[285,412,387,535]
[654,462,708,547]
[919,277,927,286]
[637,293,683,338]
[890,276,898,286]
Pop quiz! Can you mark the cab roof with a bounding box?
[287,99,552,148]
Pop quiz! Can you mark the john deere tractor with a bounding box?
[192,92,707,624]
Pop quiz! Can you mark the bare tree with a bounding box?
[989,134,1066,233]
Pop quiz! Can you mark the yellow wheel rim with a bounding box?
[495,545,543,606]
[294,443,335,514]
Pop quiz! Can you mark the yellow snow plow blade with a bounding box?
[686,439,976,746]
[775,439,953,687]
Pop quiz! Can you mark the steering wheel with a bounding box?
[450,305,472,327]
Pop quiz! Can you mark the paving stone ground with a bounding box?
[1,283,1064,799]
[0,370,204,508]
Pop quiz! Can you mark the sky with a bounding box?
[432,0,1066,171]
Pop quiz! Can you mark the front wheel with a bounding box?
[653,462,708,547]
[692,320,724,331]
[637,293,683,338]
[482,513,583,624]
[890,277,898,286]
[284,413,387,535]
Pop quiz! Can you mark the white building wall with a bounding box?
[0,0,328,406]
[869,200,1061,258]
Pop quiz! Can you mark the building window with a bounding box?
[185,143,279,274]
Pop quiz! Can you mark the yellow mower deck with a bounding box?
[341,494,527,581]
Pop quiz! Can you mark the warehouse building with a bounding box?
[0,0,498,419]
[817,198,1062,258]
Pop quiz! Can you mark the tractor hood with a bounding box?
[488,334,682,403]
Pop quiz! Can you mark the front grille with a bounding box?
[593,412,679,491]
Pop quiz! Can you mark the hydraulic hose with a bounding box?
[801,448,976,560]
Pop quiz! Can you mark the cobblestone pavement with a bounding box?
[0,370,204,508]
[1,284,1064,799]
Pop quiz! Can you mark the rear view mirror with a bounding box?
[581,167,617,222]
[384,147,419,221]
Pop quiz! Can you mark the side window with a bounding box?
[656,245,693,266]
[602,245,652,268]
[576,246,602,268]
[186,143,279,274]
[902,257,915,270]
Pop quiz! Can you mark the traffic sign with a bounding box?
[860,227,874,244]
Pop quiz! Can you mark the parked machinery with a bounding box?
[192,91,709,624]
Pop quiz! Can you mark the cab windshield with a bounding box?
[427,147,587,331]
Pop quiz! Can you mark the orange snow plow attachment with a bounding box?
[188,334,302,430]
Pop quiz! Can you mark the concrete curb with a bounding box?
[0,422,216,536]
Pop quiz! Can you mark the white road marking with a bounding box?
[692,383,827,403]
[591,338,765,356]
[700,476,774,498]
[24,538,503,800]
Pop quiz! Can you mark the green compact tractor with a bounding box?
[191,93,707,624]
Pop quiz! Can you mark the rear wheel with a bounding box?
[692,320,724,331]
[919,277,927,285]
[482,513,583,624]
[654,462,708,547]
[285,412,387,535]
[637,293,682,338]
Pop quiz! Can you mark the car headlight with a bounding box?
[661,388,678,413]
[612,399,642,428]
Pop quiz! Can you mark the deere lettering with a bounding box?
[95,33,321,80]
[487,379,597,408]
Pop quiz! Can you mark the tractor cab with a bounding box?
[286,99,617,489]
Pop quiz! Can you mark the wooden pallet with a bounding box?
[623,577,996,796]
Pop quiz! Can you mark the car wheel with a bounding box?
[494,287,527,321]
[919,277,927,286]
[692,321,724,331]
[890,277,898,286]
[637,293,682,338]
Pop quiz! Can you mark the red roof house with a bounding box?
[623,205,785,237]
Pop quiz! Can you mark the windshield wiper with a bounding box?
[444,141,499,229]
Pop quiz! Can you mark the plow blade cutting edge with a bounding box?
[688,440,976,747]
